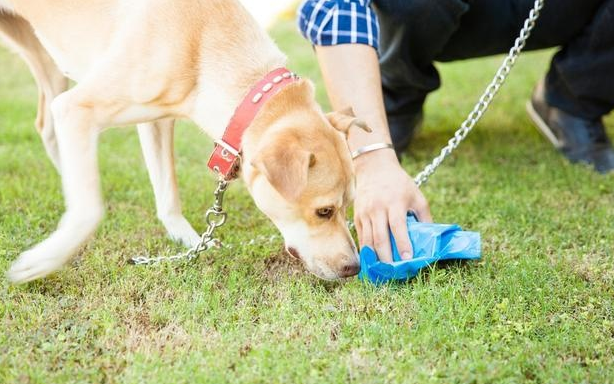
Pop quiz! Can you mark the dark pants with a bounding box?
[374,0,614,122]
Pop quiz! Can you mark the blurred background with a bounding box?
[242,0,299,28]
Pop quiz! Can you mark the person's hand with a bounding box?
[313,43,432,258]
[353,148,432,262]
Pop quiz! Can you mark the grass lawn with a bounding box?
[1,16,614,384]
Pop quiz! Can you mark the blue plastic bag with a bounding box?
[359,213,481,285]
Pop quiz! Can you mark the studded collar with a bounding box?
[207,68,299,180]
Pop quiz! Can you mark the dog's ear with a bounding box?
[326,107,372,135]
[251,140,316,202]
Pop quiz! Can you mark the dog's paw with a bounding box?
[160,214,201,248]
[7,247,69,284]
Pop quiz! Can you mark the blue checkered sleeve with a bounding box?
[297,0,380,50]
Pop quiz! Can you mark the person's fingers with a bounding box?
[389,208,413,260]
[413,195,433,223]
[357,215,373,251]
[372,212,393,263]
[354,216,363,245]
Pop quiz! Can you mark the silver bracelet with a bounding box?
[351,142,394,160]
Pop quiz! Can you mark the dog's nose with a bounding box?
[339,263,360,278]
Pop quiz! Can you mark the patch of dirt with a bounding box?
[239,343,252,357]
[124,321,198,354]
[550,251,614,286]
[262,249,306,281]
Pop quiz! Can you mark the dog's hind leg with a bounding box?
[5,4,200,283]
[6,53,187,283]
[0,12,68,172]
[137,120,200,248]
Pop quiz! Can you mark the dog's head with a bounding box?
[242,80,369,280]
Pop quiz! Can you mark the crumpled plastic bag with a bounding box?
[359,213,481,285]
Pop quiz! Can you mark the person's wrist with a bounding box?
[353,146,399,175]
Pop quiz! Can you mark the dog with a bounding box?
[0,0,369,283]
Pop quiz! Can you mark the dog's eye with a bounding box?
[316,207,335,219]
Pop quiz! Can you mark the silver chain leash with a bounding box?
[130,0,544,265]
[413,0,544,187]
[130,178,230,265]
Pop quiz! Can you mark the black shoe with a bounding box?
[527,81,614,174]
[388,110,423,157]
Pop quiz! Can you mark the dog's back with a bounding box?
[4,0,281,84]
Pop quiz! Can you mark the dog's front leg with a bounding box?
[7,88,104,284]
[137,120,200,248]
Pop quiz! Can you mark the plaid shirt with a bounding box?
[298,0,380,50]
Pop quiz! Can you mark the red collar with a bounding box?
[207,67,300,180]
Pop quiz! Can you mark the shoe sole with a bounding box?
[526,101,563,149]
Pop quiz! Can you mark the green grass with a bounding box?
[2,18,614,384]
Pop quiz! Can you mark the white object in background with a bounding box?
[240,0,296,29]
[0,0,16,13]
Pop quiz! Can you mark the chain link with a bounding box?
[129,178,229,265]
[131,0,544,266]
[413,0,544,187]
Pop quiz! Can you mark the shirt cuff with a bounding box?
[297,0,380,51]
